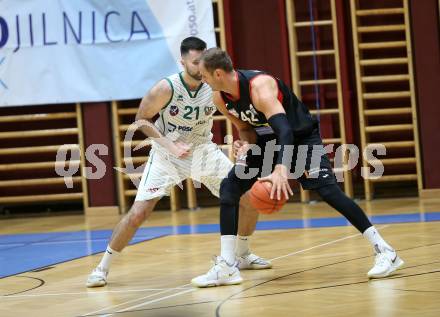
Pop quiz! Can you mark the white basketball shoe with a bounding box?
[368,245,404,279]
[237,252,272,270]
[86,267,108,287]
[191,256,243,288]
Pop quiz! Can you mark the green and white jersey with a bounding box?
[153,72,216,150]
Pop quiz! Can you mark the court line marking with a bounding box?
[109,288,195,315]
[85,225,390,316]
[269,225,388,261]
[1,287,192,299]
[270,225,389,261]
[82,283,191,316]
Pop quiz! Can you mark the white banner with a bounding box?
[0,0,216,107]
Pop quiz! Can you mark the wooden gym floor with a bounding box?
[0,197,439,317]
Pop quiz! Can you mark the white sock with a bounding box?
[363,226,393,253]
[98,246,120,271]
[221,235,236,265]
[236,235,250,257]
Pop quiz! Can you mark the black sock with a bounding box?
[316,184,372,233]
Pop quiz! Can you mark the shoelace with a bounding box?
[207,256,223,274]
[93,267,108,276]
[243,253,266,264]
[210,255,221,265]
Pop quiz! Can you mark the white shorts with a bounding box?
[135,143,233,201]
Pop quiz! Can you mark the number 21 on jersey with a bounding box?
[183,106,199,120]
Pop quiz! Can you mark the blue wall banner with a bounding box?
[0,0,216,107]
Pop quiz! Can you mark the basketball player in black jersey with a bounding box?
[191,47,404,288]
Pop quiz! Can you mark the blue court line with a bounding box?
[0,211,439,278]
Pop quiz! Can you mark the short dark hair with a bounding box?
[180,37,207,55]
[200,47,233,73]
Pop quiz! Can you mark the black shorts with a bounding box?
[231,127,337,195]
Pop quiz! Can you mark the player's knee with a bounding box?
[127,209,146,228]
[127,201,156,227]
[219,177,241,206]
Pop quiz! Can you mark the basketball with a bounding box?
[249,181,287,214]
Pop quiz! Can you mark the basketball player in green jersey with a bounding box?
[86,38,270,288]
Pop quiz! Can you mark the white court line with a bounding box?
[109,288,195,315]
[1,287,192,299]
[82,283,191,316]
[270,225,389,261]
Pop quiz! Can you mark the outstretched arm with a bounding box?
[249,75,294,200]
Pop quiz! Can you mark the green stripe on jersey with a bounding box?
[163,78,174,109]
[179,72,204,98]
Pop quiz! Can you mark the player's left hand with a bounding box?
[171,141,192,158]
[233,140,249,158]
[258,164,293,200]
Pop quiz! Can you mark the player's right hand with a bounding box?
[171,141,192,158]
[258,164,293,200]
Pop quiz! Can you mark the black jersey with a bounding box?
[220,69,318,136]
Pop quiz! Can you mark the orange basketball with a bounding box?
[248,181,287,214]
